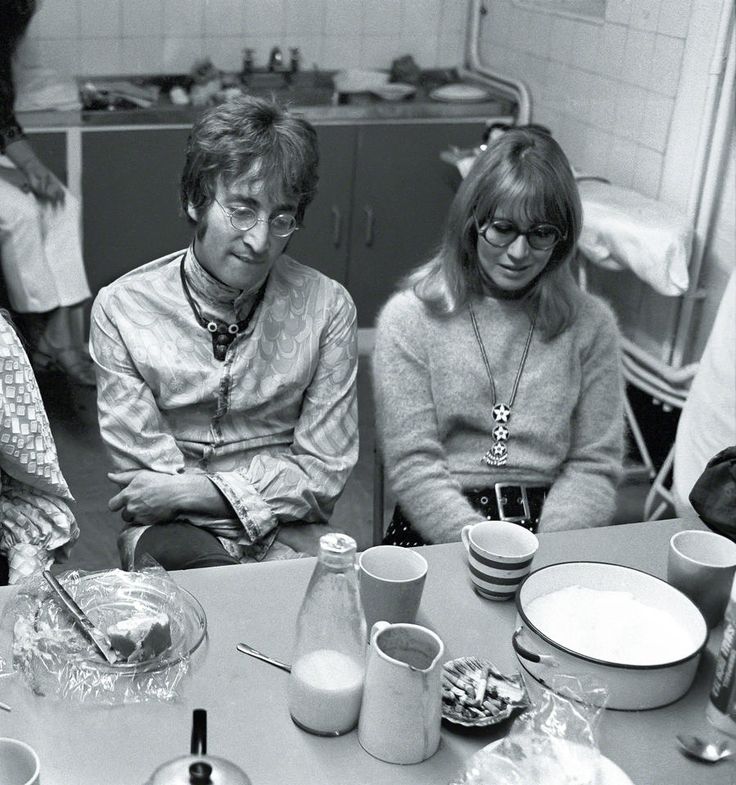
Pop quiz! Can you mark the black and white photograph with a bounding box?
[0,0,734,782]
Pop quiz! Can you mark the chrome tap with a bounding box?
[268,46,284,72]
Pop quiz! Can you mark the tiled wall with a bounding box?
[19,0,467,76]
[479,0,734,362]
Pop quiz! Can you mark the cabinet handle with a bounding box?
[331,205,342,247]
[363,205,374,247]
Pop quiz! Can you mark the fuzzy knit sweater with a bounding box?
[372,287,624,542]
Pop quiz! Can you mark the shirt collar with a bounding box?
[183,245,268,318]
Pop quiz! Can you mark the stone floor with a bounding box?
[36,358,656,574]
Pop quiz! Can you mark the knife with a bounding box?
[43,570,118,665]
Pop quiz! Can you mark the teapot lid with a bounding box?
[148,754,252,785]
[148,709,251,785]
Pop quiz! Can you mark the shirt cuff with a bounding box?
[208,470,277,544]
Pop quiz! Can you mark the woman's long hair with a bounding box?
[3,1,37,55]
[406,128,583,340]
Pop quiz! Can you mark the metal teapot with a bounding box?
[147,709,252,785]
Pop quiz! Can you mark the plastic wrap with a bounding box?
[450,674,609,785]
[0,561,206,705]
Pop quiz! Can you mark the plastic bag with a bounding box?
[0,559,206,705]
[450,674,609,785]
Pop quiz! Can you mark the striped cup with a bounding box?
[461,520,539,600]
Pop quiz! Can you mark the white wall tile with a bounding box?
[572,20,602,73]
[607,136,638,187]
[164,0,205,38]
[33,39,80,74]
[632,144,663,197]
[202,36,246,72]
[549,17,577,65]
[629,0,660,32]
[435,32,466,68]
[403,0,443,41]
[285,0,326,36]
[638,92,672,151]
[161,36,204,73]
[243,0,286,36]
[362,0,404,37]
[440,1,470,34]
[29,0,80,39]
[647,34,685,96]
[121,37,164,75]
[79,0,120,38]
[614,81,648,140]
[360,35,405,69]
[657,0,692,38]
[283,35,324,70]
[597,23,627,78]
[586,75,617,129]
[204,0,245,36]
[123,0,164,37]
[623,28,655,88]
[324,0,360,35]
[605,0,632,26]
[79,37,122,76]
[523,10,553,59]
[321,35,364,69]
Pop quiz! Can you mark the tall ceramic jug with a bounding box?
[358,621,444,765]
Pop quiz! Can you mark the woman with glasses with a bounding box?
[373,127,624,546]
[90,95,358,570]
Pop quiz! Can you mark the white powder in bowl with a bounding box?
[525,586,694,665]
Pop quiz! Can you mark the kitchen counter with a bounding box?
[18,73,515,129]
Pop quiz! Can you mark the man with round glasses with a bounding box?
[90,95,358,570]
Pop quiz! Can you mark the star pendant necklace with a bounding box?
[468,301,537,467]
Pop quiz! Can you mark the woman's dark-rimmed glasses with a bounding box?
[215,199,299,238]
[475,216,565,251]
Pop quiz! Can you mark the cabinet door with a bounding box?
[347,122,483,326]
[26,131,67,183]
[285,125,356,286]
[82,128,192,294]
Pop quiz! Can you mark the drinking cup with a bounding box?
[461,520,538,600]
[668,530,736,628]
[0,738,40,785]
[358,546,428,631]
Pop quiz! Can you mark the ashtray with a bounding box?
[442,656,530,727]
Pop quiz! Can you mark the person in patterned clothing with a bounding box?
[90,96,358,571]
[0,311,79,584]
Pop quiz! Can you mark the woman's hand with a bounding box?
[22,159,66,206]
[0,165,32,194]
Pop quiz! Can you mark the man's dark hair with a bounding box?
[180,94,319,225]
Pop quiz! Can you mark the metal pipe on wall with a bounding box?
[463,0,532,125]
[670,2,735,367]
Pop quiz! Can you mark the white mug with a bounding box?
[668,530,736,628]
[358,546,428,631]
[0,738,40,785]
[461,520,538,600]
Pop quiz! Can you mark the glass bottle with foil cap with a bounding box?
[707,574,736,736]
[288,533,367,736]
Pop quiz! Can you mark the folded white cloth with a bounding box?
[14,66,81,112]
[578,180,692,296]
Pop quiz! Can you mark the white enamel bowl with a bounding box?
[513,561,707,710]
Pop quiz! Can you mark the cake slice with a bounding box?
[107,611,172,663]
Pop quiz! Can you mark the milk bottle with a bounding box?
[288,533,367,736]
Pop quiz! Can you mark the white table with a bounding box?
[0,519,726,784]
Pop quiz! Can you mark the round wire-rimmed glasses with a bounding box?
[475,216,565,251]
[215,199,299,238]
